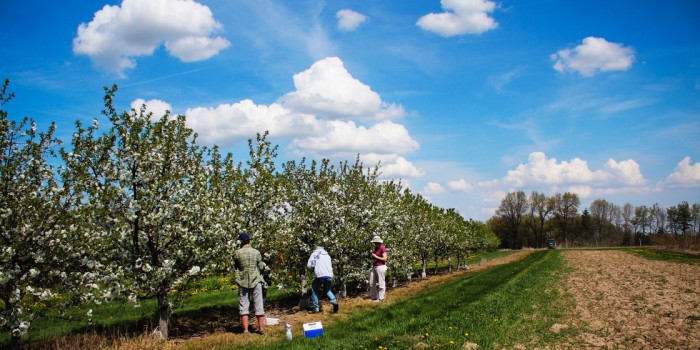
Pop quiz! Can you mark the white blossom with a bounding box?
[188,266,201,276]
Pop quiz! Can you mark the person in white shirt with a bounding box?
[306,246,339,313]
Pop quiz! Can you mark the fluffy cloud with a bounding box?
[502,152,602,186]
[423,182,447,195]
[664,157,700,188]
[73,0,230,76]
[602,158,646,186]
[279,57,404,120]
[448,179,474,192]
[130,98,173,120]
[551,37,635,77]
[185,100,322,147]
[417,0,498,37]
[498,152,647,188]
[290,120,419,155]
[173,57,419,170]
[383,157,424,177]
[356,153,424,178]
[184,101,419,159]
[336,9,368,31]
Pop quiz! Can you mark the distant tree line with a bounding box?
[488,190,700,249]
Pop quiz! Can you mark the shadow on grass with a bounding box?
[7,251,511,348]
[11,290,306,349]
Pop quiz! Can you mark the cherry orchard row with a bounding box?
[0,81,499,348]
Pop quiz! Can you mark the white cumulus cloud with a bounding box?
[142,57,420,177]
[602,158,647,186]
[130,98,173,120]
[423,182,447,195]
[379,156,425,178]
[448,179,474,192]
[279,57,404,120]
[185,100,321,147]
[499,152,647,188]
[551,37,635,77]
[290,120,419,155]
[73,0,230,76]
[358,153,424,178]
[417,0,498,37]
[502,152,602,186]
[336,9,368,31]
[664,156,700,188]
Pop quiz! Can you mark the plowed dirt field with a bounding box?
[560,250,700,349]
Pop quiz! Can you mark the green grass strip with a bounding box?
[253,250,572,350]
[620,247,700,265]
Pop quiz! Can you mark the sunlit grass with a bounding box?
[620,247,700,265]
[251,250,573,349]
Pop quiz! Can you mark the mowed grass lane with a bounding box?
[253,250,571,350]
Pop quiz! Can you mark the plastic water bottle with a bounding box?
[285,323,292,341]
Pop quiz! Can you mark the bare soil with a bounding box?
[559,250,700,349]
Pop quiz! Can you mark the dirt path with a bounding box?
[560,250,700,349]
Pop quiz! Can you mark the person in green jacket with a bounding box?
[233,233,266,334]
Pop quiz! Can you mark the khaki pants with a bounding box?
[239,282,265,316]
[369,265,388,300]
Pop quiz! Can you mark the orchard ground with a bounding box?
[558,250,700,349]
[14,248,700,349]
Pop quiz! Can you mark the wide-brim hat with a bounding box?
[371,235,383,243]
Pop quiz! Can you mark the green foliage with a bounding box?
[62,85,227,339]
[0,79,94,349]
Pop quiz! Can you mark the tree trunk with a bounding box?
[155,291,170,339]
[447,256,452,273]
[338,264,347,298]
[421,258,427,278]
[299,274,309,309]
[9,335,20,350]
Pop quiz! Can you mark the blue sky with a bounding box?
[3,0,699,221]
